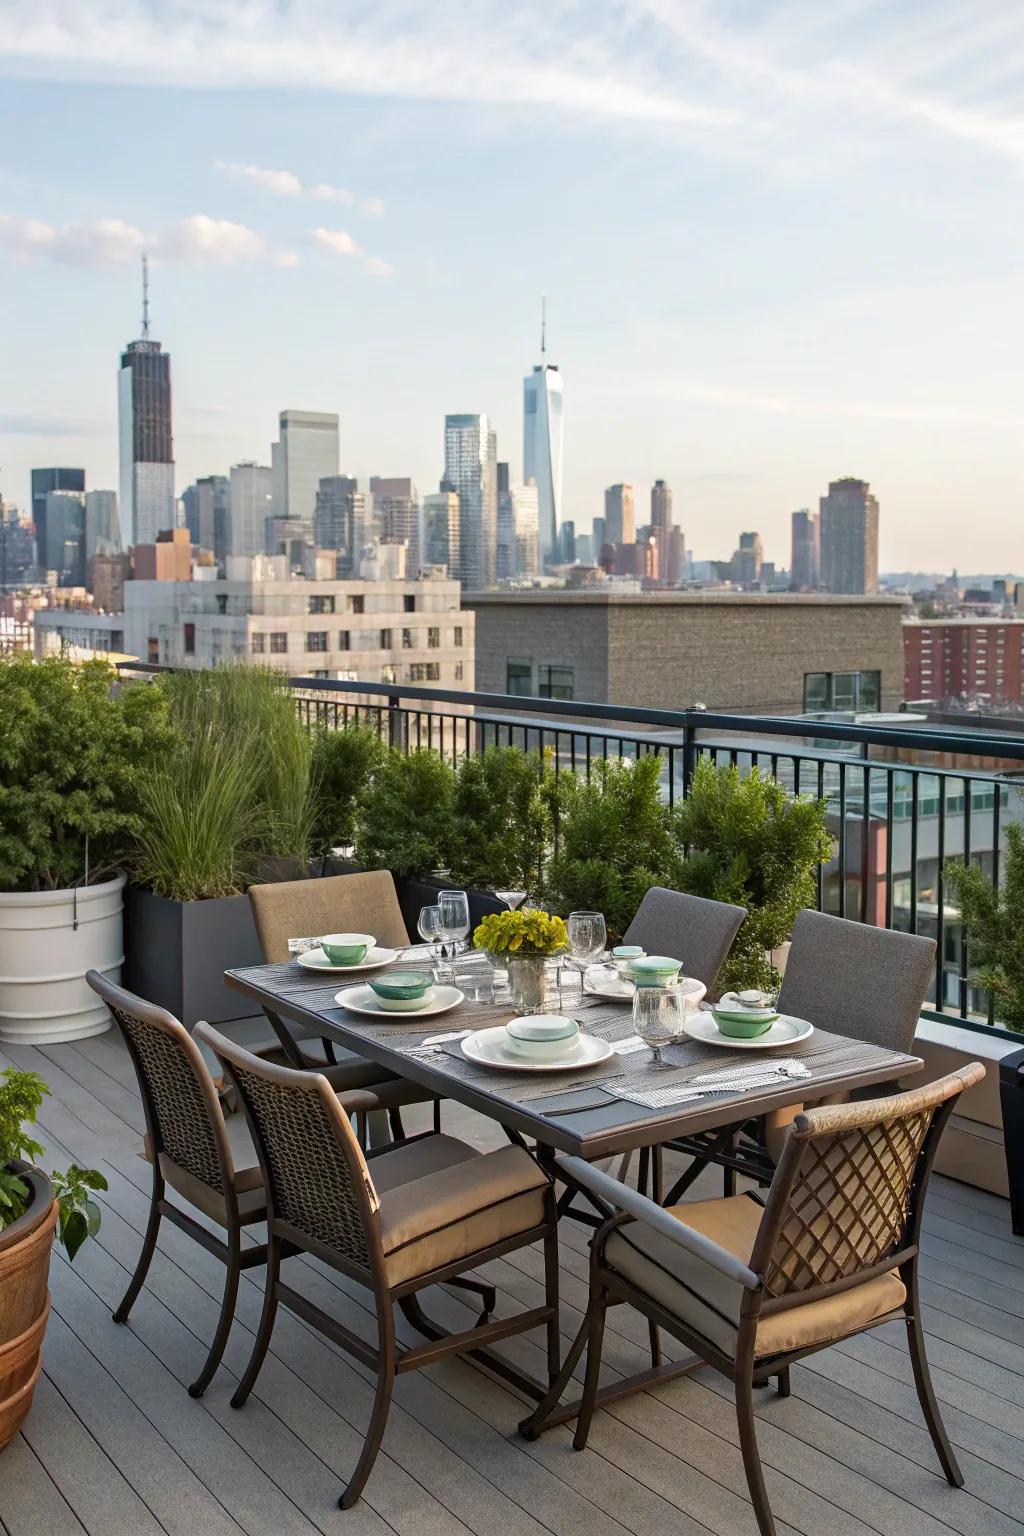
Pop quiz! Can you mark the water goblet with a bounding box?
[437,888,471,981]
[567,910,607,1005]
[633,984,686,1067]
[417,904,444,976]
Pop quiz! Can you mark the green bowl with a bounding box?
[321,931,374,965]
[369,971,432,1001]
[712,1010,777,1039]
[629,954,683,988]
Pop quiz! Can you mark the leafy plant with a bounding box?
[0,653,171,892]
[946,821,1024,1033]
[355,748,456,878]
[449,747,552,896]
[545,755,684,942]
[674,758,832,992]
[473,909,567,956]
[0,1068,106,1261]
[309,723,386,868]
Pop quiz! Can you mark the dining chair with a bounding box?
[194,1022,561,1510]
[527,1064,983,1536]
[622,888,746,996]
[659,911,938,1205]
[247,870,439,1132]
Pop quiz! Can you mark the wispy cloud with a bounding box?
[661,378,1024,431]
[0,410,110,436]
[214,161,302,197]
[309,225,394,277]
[0,210,290,268]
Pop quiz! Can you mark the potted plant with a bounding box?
[946,822,1024,1033]
[473,909,568,1014]
[544,755,684,943]
[0,1067,106,1448]
[673,758,832,993]
[124,666,317,1024]
[0,654,169,1043]
[448,746,552,901]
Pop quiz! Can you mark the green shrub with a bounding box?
[946,821,1024,1033]
[449,747,551,895]
[674,757,832,991]
[309,723,386,867]
[545,755,684,941]
[0,654,170,892]
[355,748,455,878]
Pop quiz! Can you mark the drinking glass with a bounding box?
[494,888,528,911]
[417,904,443,975]
[437,889,471,981]
[566,910,607,1004]
[633,985,686,1067]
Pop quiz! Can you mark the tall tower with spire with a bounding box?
[522,297,564,567]
[118,254,174,549]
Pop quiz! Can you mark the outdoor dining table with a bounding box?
[225,953,924,1434]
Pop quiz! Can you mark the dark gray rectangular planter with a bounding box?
[123,886,264,1025]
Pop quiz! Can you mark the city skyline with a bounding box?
[1,2,1022,568]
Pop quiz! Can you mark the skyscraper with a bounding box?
[496,466,540,582]
[522,305,564,568]
[45,489,86,586]
[31,468,85,572]
[731,530,764,586]
[314,475,368,575]
[790,508,820,590]
[819,478,879,594]
[649,479,675,581]
[118,256,174,549]
[228,464,272,560]
[84,490,120,561]
[604,484,635,545]
[422,491,460,575]
[370,477,420,574]
[271,410,340,528]
[444,414,497,590]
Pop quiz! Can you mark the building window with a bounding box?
[350,595,365,615]
[409,662,441,682]
[455,662,464,681]
[183,623,195,656]
[802,670,882,713]
[382,664,397,683]
[507,659,532,696]
[338,631,350,651]
[308,594,335,615]
[402,627,414,648]
[427,626,440,649]
[538,664,574,701]
[216,594,228,615]
[148,637,159,663]
[306,631,328,653]
[403,594,416,612]
[269,632,288,654]
[251,632,265,654]
[379,628,393,649]
[454,626,463,646]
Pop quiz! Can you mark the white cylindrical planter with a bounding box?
[0,874,125,1044]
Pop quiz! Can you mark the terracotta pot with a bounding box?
[0,1165,57,1450]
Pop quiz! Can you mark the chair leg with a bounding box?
[904,1287,964,1487]
[387,1105,405,1142]
[648,1319,663,1367]
[189,1230,242,1398]
[572,1293,608,1451]
[736,1373,776,1536]
[113,1172,162,1323]
[637,1146,650,1197]
[339,1314,396,1508]
[651,1145,664,1205]
[448,1275,497,1322]
[231,1235,280,1409]
[543,1226,561,1385]
[776,1368,790,1398]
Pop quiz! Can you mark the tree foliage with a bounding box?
[448,746,551,895]
[0,654,170,892]
[673,757,832,991]
[355,748,456,878]
[309,724,386,865]
[946,820,1024,1033]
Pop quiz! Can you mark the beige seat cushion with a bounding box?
[143,1112,267,1228]
[373,1137,548,1286]
[249,870,410,961]
[605,1193,907,1360]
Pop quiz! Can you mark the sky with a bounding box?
[0,0,1022,572]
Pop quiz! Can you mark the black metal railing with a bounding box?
[121,664,1024,1039]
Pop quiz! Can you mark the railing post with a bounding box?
[681,712,697,799]
[387,694,405,752]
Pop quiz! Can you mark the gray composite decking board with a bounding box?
[0,1436,89,1536]
[21,1372,169,1536]
[2,1036,1023,1536]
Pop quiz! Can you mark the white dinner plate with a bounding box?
[460,1025,615,1073]
[683,1012,814,1050]
[333,983,464,1018]
[584,971,708,1010]
[297,945,399,974]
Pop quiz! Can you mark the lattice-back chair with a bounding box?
[247,871,440,1134]
[531,1064,984,1536]
[659,910,938,1206]
[196,1021,559,1511]
[622,888,746,996]
[86,970,271,1398]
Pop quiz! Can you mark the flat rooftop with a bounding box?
[466,591,907,608]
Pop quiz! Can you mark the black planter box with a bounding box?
[123,886,264,1025]
[393,876,505,943]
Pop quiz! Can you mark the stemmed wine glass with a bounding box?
[437,889,471,982]
[494,888,528,911]
[633,985,686,1067]
[417,904,443,975]
[566,910,607,1005]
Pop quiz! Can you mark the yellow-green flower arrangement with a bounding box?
[473,910,568,956]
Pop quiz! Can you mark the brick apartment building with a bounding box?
[904,618,1024,706]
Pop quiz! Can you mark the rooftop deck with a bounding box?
[2,1027,1022,1536]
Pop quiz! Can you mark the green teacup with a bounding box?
[320,932,374,966]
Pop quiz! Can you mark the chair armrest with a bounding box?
[556,1155,762,1290]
